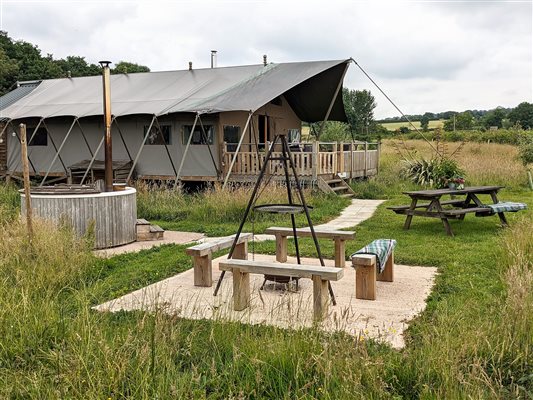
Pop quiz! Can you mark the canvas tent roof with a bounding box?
[0,59,349,122]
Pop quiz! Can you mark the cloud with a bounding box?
[1,0,531,118]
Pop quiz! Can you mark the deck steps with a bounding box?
[317,175,356,198]
[136,218,165,241]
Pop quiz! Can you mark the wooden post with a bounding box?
[364,142,368,178]
[377,252,394,282]
[275,234,288,263]
[353,254,376,300]
[312,275,328,321]
[338,141,344,173]
[312,141,318,180]
[193,254,212,287]
[233,268,250,311]
[334,239,346,268]
[350,142,354,181]
[265,141,271,176]
[20,124,33,241]
[376,142,381,175]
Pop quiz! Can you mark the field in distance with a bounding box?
[380,119,446,131]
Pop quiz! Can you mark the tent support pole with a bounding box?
[126,115,156,183]
[41,119,67,174]
[173,113,199,189]
[317,63,349,138]
[13,118,43,172]
[222,111,253,189]
[0,119,12,141]
[114,117,133,162]
[80,135,105,185]
[197,114,220,177]
[76,119,94,157]
[153,116,177,177]
[40,117,78,186]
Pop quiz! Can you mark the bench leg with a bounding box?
[234,241,248,260]
[354,258,376,300]
[232,268,250,311]
[377,252,394,282]
[276,235,288,263]
[334,239,346,268]
[193,254,212,287]
[312,275,328,321]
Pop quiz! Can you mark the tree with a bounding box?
[342,88,376,136]
[443,111,474,131]
[112,61,150,74]
[54,56,100,77]
[420,115,430,131]
[509,102,533,129]
[481,107,507,129]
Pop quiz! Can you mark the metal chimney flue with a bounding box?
[99,60,113,192]
[189,61,193,70]
[211,50,217,68]
[263,55,267,66]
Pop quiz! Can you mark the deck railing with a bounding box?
[222,141,380,180]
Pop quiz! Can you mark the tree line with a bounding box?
[0,31,150,96]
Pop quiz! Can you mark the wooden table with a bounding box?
[388,186,507,236]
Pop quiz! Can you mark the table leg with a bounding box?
[489,191,508,226]
[403,198,418,230]
[434,200,454,236]
[458,194,472,220]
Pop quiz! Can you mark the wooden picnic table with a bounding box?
[388,186,507,236]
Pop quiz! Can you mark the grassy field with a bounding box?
[381,119,445,131]
[0,140,531,398]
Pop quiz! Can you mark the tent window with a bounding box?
[183,125,214,145]
[27,127,47,146]
[145,124,171,145]
[223,125,240,152]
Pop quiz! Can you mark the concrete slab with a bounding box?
[96,253,437,348]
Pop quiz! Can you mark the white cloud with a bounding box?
[1,0,531,118]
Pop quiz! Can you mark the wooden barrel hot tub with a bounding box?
[21,186,137,249]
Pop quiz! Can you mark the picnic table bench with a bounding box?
[264,227,355,268]
[219,259,343,321]
[388,186,525,236]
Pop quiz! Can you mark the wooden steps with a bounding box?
[317,175,356,198]
[136,218,164,241]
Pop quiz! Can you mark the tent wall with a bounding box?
[6,114,220,179]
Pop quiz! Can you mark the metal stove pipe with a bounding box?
[99,60,113,192]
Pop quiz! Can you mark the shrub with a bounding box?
[518,135,533,166]
[401,157,465,189]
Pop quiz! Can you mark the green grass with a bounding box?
[0,141,532,398]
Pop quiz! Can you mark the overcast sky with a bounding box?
[1,0,531,118]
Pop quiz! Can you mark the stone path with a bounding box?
[95,198,386,256]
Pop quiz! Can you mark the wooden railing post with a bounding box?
[312,141,318,179]
[350,142,354,181]
[333,142,338,175]
[338,141,344,174]
[376,142,381,174]
[364,142,368,178]
[265,141,271,176]
[221,142,227,177]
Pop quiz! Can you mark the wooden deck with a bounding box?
[222,141,380,182]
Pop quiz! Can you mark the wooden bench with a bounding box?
[264,227,355,268]
[218,259,344,321]
[351,241,395,300]
[186,233,252,287]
